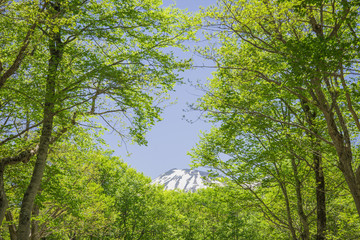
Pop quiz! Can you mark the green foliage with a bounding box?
[191,0,360,239]
[0,0,195,237]
[0,0,195,150]
[2,132,274,239]
[2,0,360,239]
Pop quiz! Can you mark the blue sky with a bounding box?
[104,0,217,179]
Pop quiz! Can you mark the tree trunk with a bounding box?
[274,163,298,240]
[338,152,360,217]
[282,185,298,240]
[322,104,360,218]
[290,156,310,240]
[6,211,17,240]
[301,99,327,239]
[0,163,8,226]
[30,204,40,240]
[16,19,62,239]
[310,78,360,219]
[314,149,326,240]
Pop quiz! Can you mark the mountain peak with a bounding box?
[151,168,212,192]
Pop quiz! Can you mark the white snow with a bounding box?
[151,169,217,192]
[173,169,186,176]
[166,180,176,190]
[178,173,191,190]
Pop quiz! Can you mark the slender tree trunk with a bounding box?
[330,136,360,218]
[325,111,360,217]
[281,185,298,240]
[0,163,8,226]
[274,164,298,240]
[338,152,360,216]
[290,156,310,240]
[16,57,55,239]
[16,19,62,239]
[311,78,360,219]
[301,100,327,239]
[313,148,326,240]
[323,100,360,217]
[6,211,17,240]
[306,5,359,221]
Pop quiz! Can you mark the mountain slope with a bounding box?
[151,168,214,192]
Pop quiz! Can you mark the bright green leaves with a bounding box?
[191,0,360,238]
[0,0,196,153]
[0,1,198,237]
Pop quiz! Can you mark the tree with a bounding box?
[191,0,360,237]
[3,131,117,240]
[0,0,195,238]
[101,163,170,240]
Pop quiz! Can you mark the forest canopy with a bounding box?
[1,0,360,239]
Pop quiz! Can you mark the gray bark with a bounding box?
[312,79,360,219]
[30,204,40,240]
[16,14,62,238]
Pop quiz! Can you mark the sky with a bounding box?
[103,0,217,179]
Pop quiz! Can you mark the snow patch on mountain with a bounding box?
[151,168,215,192]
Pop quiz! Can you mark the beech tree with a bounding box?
[0,0,195,238]
[191,0,360,238]
[3,131,117,239]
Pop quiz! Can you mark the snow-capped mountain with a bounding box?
[151,168,215,192]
